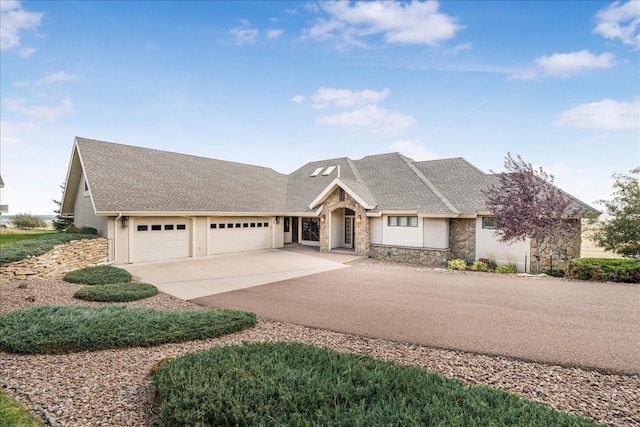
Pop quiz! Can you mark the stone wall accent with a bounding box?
[319,188,370,256]
[0,238,109,281]
[449,218,476,263]
[369,244,450,268]
[529,219,581,273]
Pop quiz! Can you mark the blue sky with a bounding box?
[1,0,638,215]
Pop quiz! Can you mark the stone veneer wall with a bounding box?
[369,244,450,268]
[449,218,476,263]
[0,238,109,281]
[319,188,370,256]
[529,219,581,273]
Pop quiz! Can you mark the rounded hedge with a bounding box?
[74,282,158,302]
[64,265,132,285]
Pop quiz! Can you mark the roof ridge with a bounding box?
[346,158,364,182]
[402,156,459,214]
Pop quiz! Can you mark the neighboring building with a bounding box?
[0,175,7,221]
[61,137,598,271]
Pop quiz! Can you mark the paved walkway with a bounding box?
[193,263,640,375]
[121,248,361,300]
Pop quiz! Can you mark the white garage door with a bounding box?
[209,217,271,255]
[134,218,191,262]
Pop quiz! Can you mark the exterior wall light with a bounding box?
[275,216,280,224]
[121,216,128,228]
[320,215,325,223]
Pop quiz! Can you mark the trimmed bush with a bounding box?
[153,342,598,427]
[74,282,158,302]
[566,258,640,283]
[447,259,467,270]
[544,268,565,278]
[471,261,492,272]
[0,233,97,265]
[0,306,256,354]
[66,226,98,235]
[64,265,132,285]
[496,263,518,274]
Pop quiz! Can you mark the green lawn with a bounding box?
[0,229,56,247]
[0,389,42,427]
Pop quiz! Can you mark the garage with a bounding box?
[133,217,191,262]
[209,217,272,255]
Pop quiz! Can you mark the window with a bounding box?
[228,223,234,228]
[302,218,320,241]
[388,216,418,227]
[322,166,336,176]
[310,167,323,177]
[236,223,241,228]
[210,224,217,229]
[219,224,225,229]
[165,224,174,230]
[151,225,162,231]
[137,225,148,231]
[250,222,256,228]
[177,224,186,230]
[263,222,269,227]
[243,223,249,228]
[339,189,345,202]
[257,222,263,228]
[482,217,496,229]
[284,217,290,232]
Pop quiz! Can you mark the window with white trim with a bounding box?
[482,217,496,229]
[388,216,418,227]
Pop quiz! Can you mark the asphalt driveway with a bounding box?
[193,263,640,375]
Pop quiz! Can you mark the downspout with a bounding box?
[110,213,121,265]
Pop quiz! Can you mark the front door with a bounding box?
[292,217,299,243]
[344,217,354,248]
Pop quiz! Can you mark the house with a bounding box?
[61,137,598,271]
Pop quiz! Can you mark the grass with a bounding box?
[0,389,42,427]
[153,342,599,427]
[0,233,97,265]
[0,306,256,354]
[63,265,132,285]
[74,282,158,302]
[0,229,56,247]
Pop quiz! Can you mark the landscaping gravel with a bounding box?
[1,278,638,427]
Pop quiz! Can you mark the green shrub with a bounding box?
[447,259,467,270]
[74,282,158,302]
[566,258,640,283]
[64,265,132,285]
[544,268,565,278]
[66,226,98,235]
[0,233,97,265]
[496,263,518,274]
[153,342,597,427]
[0,306,256,354]
[8,213,47,229]
[471,261,491,272]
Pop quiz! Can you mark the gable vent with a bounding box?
[310,167,323,177]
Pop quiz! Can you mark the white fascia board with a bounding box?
[417,212,461,218]
[95,211,284,217]
[308,178,376,210]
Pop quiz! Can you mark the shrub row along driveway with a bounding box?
[193,260,640,375]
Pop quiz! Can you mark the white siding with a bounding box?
[381,215,422,247]
[475,217,530,272]
[370,217,383,244]
[73,174,107,235]
[423,218,449,249]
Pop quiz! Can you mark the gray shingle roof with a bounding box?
[68,138,598,218]
[76,138,287,213]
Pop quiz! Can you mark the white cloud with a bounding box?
[0,0,42,51]
[553,99,639,130]
[388,139,438,161]
[510,50,616,80]
[443,42,472,56]
[317,104,415,134]
[594,0,640,49]
[290,95,305,104]
[304,0,462,48]
[230,25,258,45]
[19,46,36,58]
[5,97,74,122]
[267,29,284,39]
[13,71,78,88]
[0,120,38,146]
[312,87,390,109]
[536,50,616,77]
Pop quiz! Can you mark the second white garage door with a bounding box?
[133,217,191,262]
[209,217,271,255]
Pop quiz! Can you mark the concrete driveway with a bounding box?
[193,263,640,375]
[121,249,354,299]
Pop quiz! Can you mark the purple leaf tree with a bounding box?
[483,153,573,273]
